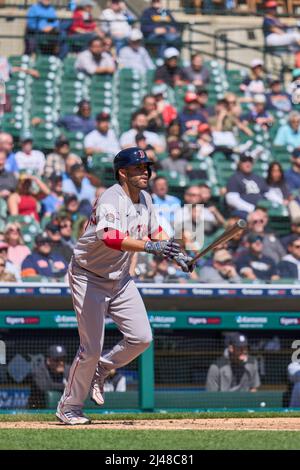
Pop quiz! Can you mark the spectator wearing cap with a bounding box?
[196,87,214,122]
[62,163,96,205]
[284,148,300,202]
[198,249,242,283]
[4,223,31,270]
[206,333,260,392]
[151,176,181,234]
[44,137,82,180]
[0,132,18,174]
[195,123,215,158]
[0,254,16,282]
[266,79,292,113]
[100,0,134,53]
[58,215,76,250]
[75,37,116,76]
[57,100,96,135]
[154,48,188,88]
[274,111,300,149]
[241,94,274,130]
[278,235,300,280]
[236,232,280,282]
[69,0,103,40]
[184,53,210,87]
[41,173,64,217]
[28,344,70,409]
[152,85,178,128]
[246,209,285,264]
[15,133,45,177]
[226,154,271,218]
[120,110,165,153]
[0,150,17,200]
[21,233,68,280]
[84,112,120,156]
[45,222,73,263]
[239,59,268,100]
[58,195,88,240]
[140,0,180,58]
[160,141,188,176]
[178,92,207,136]
[281,221,300,251]
[118,28,154,73]
[263,1,300,49]
[137,95,164,133]
[0,241,20,281]
[8,174,50,222]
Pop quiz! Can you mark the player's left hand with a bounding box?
[173,253,194,273]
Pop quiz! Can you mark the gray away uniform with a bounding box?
[60,184,159,409]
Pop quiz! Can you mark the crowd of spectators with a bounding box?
[1,0,300,284]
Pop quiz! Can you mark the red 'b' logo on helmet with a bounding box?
[138,150,145,159]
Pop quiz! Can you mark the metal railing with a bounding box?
[0,0,69,8]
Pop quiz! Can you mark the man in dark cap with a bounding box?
[84,112,120,156]
[45,222,73,263]
[28,344,70,409]
[206,333,260,392]
[44,136,82,179]
[56,100,96,134]
[266,79,292,113]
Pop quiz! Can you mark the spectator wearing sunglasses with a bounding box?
[278,235,300,281]
[3,223,31,269]
[59,216,76,250]
[198,249,242,283]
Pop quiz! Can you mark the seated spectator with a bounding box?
[69,0,103,40]
[0,150,17,200]
[75,37,116,76]
[41,173,64,217]
[152,84,177,127]
[138,95,164,133]
[226,154,270,218]
[57,99,96,135]
[140,0,180,58]
[287,361,300,407]
[236,232,280,282]
[195,123,215,158]
[100,0,133,53]
[118,28,154,73]
[196,87,214,122]
[166,119,181,144]
[239,59,267,100]
[160,141,188,176]
[120,110,165,152]
[25,0,60,56]
[281,221,300,250]
[206,333,260,392]
[0,241,20,281]
[0,254,16,282]
[144,255,196,282]
[151,176,181,233]
[178,92,206,137]
[45,222,73,263]
[198,249,242,283]
[21,233,68,280]
[266,79,292,113]
[242,94,274,130]
[184,53,210,87]
[199,184,225,235]
[4,223,31,270]
[44,136,82,179]
[57,194,88,240]
[154,48,188,88]
[278,235,300,280]
[28,344,70,409]
[284,148,300,201]
[103,34,115,58]
[274,111,300,149]
[263,1,300,49]
[246,209,285,264]
[0,132,18,174]
[8,174,50,222]
[266,161,291,206]
[15,133,45,177]
[58,215,76,250]
[62,163,96,205]
[103,368,126,392]
[84,112,120,156]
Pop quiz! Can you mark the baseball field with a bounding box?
[0,411,300,450]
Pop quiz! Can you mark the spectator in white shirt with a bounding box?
[100,0,132,53]
[84,111,120,157]
[15,133,45,176]
[75,37,116,75]
[118,28,154,73]
[120,110,165,153]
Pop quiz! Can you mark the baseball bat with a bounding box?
[187,219,247,267]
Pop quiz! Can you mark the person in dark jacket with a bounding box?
[56,99,96,135]
[278,235,300,280]
[140,0,180,57]
[154,47,188,88]
[206,333,261,392]
[178,91,207,135]
[45,222,73,263]
[28,344,70,409]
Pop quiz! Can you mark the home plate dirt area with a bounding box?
[0,418,300,431]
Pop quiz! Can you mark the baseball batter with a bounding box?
[56,147,193,425]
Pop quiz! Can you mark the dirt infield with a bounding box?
[0,418,300,431]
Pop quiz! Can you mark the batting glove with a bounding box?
[144,239,181,258]
[173,253,194,273]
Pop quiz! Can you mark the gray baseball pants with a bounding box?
[60,260,152,410]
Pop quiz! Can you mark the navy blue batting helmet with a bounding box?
[113,147,153,181]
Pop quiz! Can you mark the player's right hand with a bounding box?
[144,239,181,258]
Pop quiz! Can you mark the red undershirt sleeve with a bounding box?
[102,229,127,251]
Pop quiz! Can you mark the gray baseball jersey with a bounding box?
[73,183,160,280]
